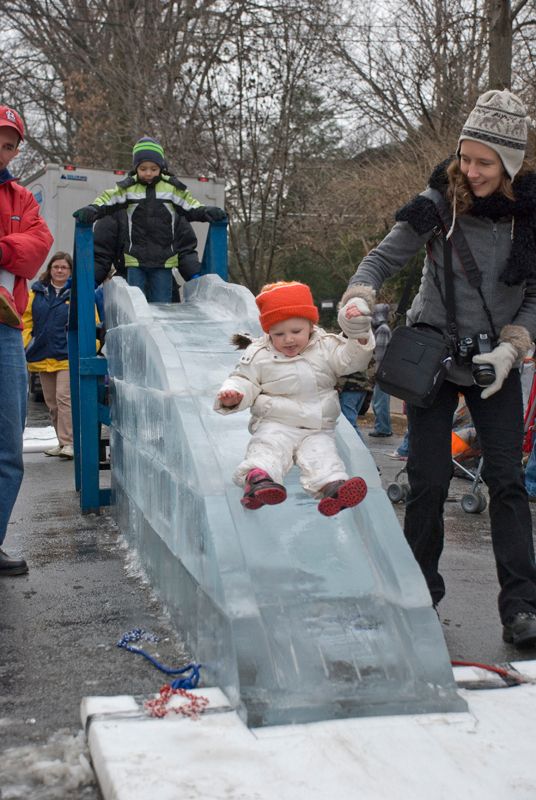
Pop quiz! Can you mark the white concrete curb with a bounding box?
[82,662,536,800]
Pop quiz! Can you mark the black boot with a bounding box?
[502,612,536,648]
[0,548,29,576]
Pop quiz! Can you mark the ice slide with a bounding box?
[104,274,465,727]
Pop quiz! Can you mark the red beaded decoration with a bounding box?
[145,684,209,719]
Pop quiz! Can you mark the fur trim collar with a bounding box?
[395,158,536,285]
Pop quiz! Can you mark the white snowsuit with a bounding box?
[214,326,375,495]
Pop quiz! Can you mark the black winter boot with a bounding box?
[502,612,536,648]
[0,548,29,576]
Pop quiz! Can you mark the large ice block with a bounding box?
[105,274,465,726]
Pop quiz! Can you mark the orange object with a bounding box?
[451,431,471,457]
[256,281,319,332]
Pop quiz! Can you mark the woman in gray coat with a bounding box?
[339,89,536,649]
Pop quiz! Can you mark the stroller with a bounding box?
[386,404,487,514]
[523,360,536,459]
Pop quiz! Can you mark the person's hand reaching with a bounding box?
[345,304,365,318]
[218,389,244,408]
[337,298,372,340]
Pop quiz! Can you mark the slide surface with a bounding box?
[105,275,465,726]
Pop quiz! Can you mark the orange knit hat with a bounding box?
[256,281,319,333]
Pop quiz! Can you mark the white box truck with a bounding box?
[23,163,225,267]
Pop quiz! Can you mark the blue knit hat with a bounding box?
[132,137,166,170]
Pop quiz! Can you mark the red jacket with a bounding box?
[0,174,53,326]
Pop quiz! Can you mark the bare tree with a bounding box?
[3,0,536,296]
[278,0,536,284]
[488,0,536,89]
[489,0,513,87]
[0,0,243,169]
[200,0,343,292]
[331,0,489,148]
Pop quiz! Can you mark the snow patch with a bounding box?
[117,535,150,585]
[0,729,96,800]
[22,426,59,454]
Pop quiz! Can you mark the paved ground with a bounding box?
[0,402,188,799]
[1,400,536,797]
[365,417,536,664]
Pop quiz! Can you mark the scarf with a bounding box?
[395,158,536,286]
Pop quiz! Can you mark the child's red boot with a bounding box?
[0,287,21,327]
[318,477,367,517]
[241,469,287,510]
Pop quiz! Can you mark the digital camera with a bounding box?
[455,333,496,387]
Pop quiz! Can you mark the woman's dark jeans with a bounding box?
[405,371,536,622]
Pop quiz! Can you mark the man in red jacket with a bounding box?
[0,105,53,575]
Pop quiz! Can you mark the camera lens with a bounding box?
[472,363,495,387]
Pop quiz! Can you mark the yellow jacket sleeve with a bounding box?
[95,305,101,352]
[22,292,35,349]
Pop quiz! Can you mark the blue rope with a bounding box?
[117,628,202,689]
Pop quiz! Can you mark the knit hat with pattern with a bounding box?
[458,89,528,180]
[256,281,319,332]
[132,136,166,169]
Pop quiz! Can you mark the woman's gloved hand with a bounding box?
[337,298,372,339]
[473,341,517,399]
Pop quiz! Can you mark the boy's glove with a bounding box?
[178,251,201,280]
[73,205,99,224]
[337,298,372,339]
[202,206,227,223]
[473,341,517,399]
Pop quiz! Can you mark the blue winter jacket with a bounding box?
[25,281,70,363]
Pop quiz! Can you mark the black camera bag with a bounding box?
[374,195,458,408]
[372,193,499,407]
[376,323,452,408]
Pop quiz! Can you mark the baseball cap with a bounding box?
[0,106,25,140]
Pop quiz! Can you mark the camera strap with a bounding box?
[394,265,418,319]
[441,230,459,349]
[432,195,498,341]
[394,227,458,350]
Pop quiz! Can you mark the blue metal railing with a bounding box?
[68,222,111,512]
[69,220,228,512]
[199,220,228,278]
